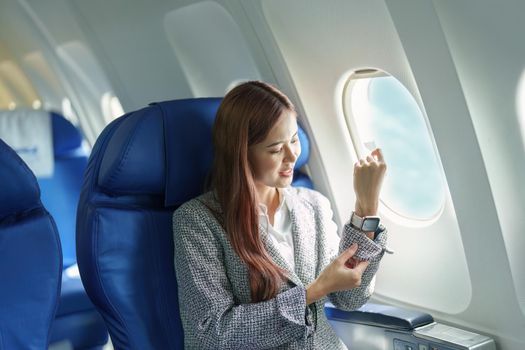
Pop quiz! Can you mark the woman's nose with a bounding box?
[284,144,298,163]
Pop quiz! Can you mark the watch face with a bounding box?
[362,217,380,232]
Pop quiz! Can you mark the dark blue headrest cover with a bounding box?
[97,98,220,207]
[0,139,41,219]
[50,112,84,156]
[97,98,310,207]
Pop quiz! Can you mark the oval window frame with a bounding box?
[342,68,447,225]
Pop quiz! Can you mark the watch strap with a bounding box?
[350,212,364,230]
[350,212,380,233]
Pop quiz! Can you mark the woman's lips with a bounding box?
[279,168,293,177]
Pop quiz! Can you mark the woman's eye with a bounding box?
[270,148,282,154]
[291,137,299,144]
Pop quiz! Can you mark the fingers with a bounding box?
[352,259,370,274]
[344,257,358,269]
[372,148,385,163]
[337,243,358,263]
[339,244,370,273]
[355,148,384,166]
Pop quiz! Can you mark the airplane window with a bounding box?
[0,60,40,108]
[344,72,446,221]
[57,41,121,143]
[61,98,80,126]
[0,79,15,109]
[342,72,470,313]
[164,1,262,97]
[517,69,525,149]
[32,99,42,109]
[24,50,68,112]
[101,92,124,123]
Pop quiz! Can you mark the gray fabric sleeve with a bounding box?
[328,223,388,311]
[173,202,314,349]
[311,191,388,311]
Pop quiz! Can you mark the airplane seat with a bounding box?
[292,127,314,189]
[0,139,62,350]
[25,112,110,350]
[76,97,314,349]
[39,111,89,268]
[0,110,108,349]
[50,270,109,350]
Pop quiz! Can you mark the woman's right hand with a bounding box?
[306,244,369,305]
[353,148,387,217]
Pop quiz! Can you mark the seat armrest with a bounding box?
[325,302,434,331]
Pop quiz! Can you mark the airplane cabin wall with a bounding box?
[0,10,41,110]
[384,2,525,348]
[59,0,278,110]
[433,0,525,320]
[0,0,523,348]
[0,1,77,125]
[0,0,129,144]
[22,0,286,140]
[245,1,524,348]
[252,0,485,323]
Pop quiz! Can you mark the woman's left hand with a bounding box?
[353,148,387,217]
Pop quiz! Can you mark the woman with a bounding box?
[173,81,388,349]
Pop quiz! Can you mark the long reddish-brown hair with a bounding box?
[211,81,295,302]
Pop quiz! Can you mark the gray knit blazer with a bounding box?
[172,187,388,349]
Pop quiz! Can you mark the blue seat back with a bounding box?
[0,139,62,350]
[39,112,88,268]
[76,98,312,349]
[293,126,313,189]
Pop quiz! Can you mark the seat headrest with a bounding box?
[50,112,84,157]
[97,98,311,207]
[0,139,41,219]
[97,98,219,207]
[296,127,310,169]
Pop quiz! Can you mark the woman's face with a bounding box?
[249,110,301,189]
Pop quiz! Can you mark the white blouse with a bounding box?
[258,188,295,271]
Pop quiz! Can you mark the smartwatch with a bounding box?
[350,212,381,232]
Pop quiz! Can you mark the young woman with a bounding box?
[173,81,388,349]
